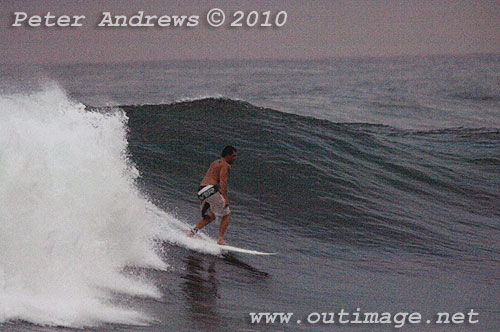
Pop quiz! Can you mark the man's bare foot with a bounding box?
[217,239,227,245]
[187,229,198,237]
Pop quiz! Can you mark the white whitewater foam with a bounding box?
[174,94,226,103]
[0,83,168,327]
[0,83,230,328]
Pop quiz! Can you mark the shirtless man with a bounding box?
[188,146,237,245]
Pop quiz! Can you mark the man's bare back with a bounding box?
[201,158,231,206]
[201,159,230,186]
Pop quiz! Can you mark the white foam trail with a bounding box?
[0,83,166,327]
[149,207,224,256]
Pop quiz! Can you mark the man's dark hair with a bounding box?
[221,145,237,157]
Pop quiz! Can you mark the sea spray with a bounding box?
[0,84,166,327]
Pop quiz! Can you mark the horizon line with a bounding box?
[1,52,499,66]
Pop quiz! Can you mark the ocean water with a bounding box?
[0,55,499,331]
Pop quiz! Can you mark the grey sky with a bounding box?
[1,0,499,64]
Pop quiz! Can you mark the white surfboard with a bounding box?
[185,231,277,255]
[216,243,278,256]
[200,239,277,255]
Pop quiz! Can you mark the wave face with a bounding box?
[123,98,500,271]
[0,85,169,327]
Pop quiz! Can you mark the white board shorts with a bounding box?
[201,192,231,218]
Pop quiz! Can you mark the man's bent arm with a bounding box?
[219,164,229,206]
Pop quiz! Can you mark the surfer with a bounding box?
[188,146,237,245]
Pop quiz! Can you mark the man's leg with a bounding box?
[217,213,231,245]
[188,214,216,237]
